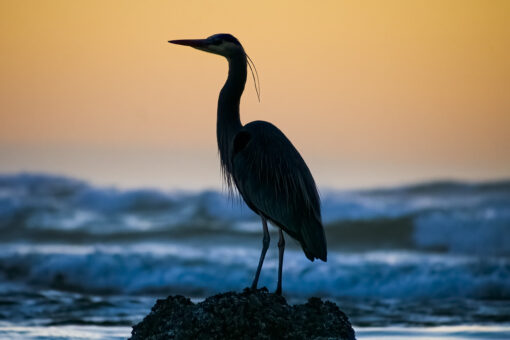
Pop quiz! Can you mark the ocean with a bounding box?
[0,173,509,339]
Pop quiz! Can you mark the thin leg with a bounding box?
[251,216,270,290]
[275,228,285,295]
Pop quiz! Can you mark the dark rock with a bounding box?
[130,288,356,340]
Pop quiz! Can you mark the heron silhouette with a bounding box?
[169,34,327,295]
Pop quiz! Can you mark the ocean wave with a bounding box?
[0,173,509,255]
[0,244,508,299]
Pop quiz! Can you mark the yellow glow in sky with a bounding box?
[0,0,509,189]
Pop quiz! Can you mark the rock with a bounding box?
[130,288,356,340]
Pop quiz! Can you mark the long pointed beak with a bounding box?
[168,39,208,48]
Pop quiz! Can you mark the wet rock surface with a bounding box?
[130,288,356,340]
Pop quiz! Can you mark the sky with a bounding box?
[1,0,509,190]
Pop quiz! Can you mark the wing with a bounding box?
[231,120,327,261]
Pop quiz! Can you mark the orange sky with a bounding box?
[1,0,509,189]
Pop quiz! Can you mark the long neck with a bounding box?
[217,53,247,175]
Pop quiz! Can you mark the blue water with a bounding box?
[0,173,509,339]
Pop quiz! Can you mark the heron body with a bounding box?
[169,34,327,295]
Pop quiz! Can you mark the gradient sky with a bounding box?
[1,0,509,189]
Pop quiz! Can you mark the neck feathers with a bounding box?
[217,53,247,190]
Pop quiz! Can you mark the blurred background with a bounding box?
[1,1,509,339]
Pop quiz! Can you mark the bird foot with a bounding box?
[244,286,268,294]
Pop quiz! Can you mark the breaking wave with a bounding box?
[1,173,509,255]
[0,244,508,300]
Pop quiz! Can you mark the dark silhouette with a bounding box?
[130,288,355,340]
[169,34,327,295]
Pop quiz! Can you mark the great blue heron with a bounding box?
[169,33,327,295]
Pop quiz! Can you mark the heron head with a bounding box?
[169,33,244,58]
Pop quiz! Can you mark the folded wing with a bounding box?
[231,120,327,261]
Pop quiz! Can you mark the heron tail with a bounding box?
[300,218,327,262]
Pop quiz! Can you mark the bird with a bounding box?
[169,33,327,295]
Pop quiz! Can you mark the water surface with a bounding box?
[1,174,509,339]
